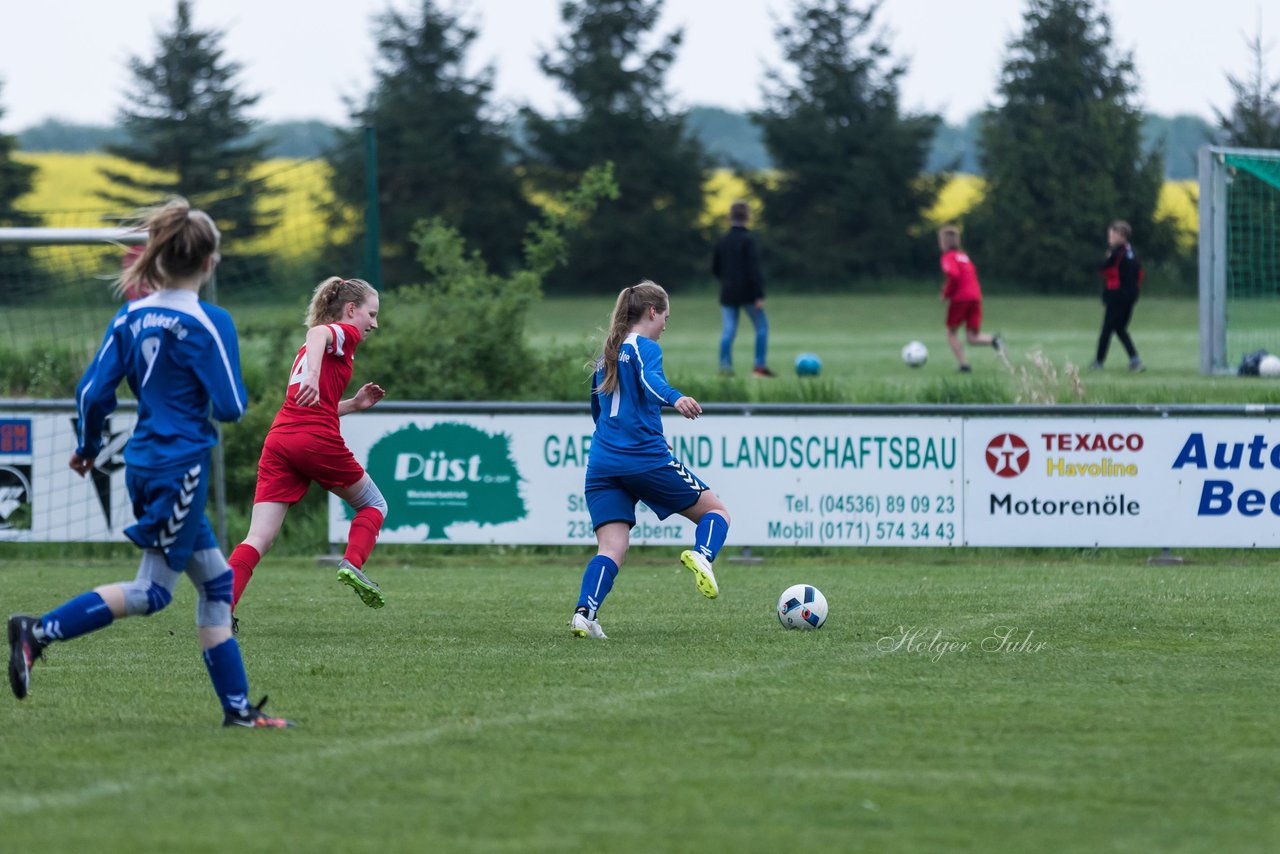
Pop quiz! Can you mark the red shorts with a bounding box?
[254,429,365,504]
[946,300,982,332]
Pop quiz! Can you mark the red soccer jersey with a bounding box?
[268,322,363,434]
[940,250,983,302]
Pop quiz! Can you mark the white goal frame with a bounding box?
[1198,145,1280,375]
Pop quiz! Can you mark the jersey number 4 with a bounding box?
[288,352,307,387]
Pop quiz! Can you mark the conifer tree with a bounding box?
[0,82,41,303]
[752,0,941,283]
[326,0,535,285]
[967,0,1168,291]
[100,1,273,246]
[0,82,38,228]
[521,0,706,293]
[1214,24,1280,149]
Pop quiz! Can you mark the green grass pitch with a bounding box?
[6,288,1280,850]
[528,291,1278,404]
[2,550,1277,851]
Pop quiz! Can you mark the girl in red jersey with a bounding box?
[230,277,388,615]
[938,225,1004,372]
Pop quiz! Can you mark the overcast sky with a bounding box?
[1,0,1272,132]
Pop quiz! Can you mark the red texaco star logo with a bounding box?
[985,433,1030,477]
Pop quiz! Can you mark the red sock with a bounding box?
[344,507,384,569]
[229,543,262,610]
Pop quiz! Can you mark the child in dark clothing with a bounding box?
[1091,220,1145,372]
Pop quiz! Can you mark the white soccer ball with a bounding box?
[777,584,828,630]
[901,340,928,368]
[1260,355,1280,377]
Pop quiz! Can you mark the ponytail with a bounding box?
[305,276,377,327]
[594,280,668,395]
[116,197,219,297]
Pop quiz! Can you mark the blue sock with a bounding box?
[694,512,729,562]
[39,592,114,641]
[575,555,619,620]
[202,638,250,715]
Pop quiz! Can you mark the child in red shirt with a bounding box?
[938,225,1004,372]
[229,277,387,616]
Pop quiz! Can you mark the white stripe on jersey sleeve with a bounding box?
[165,296,245,419]
[203,316,245,417]
[626,333,668,404]
[76,313,130,447]
[328,324,346,356]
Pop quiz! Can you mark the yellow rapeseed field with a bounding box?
[701,169,1197,246]
[14,152,343,258]
[15,154,1199,253]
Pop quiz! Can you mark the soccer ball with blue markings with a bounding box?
[777,584,828,630]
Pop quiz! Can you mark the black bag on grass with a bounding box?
[1239,349,1270,376]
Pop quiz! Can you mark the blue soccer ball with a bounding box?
[794,353,822,376]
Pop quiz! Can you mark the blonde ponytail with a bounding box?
[116,196,220,297]
[305,276,377,327]
[594,280,668,395]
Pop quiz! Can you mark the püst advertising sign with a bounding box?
[332,412,963,546]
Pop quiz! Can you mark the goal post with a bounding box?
[0,227,148,245]
[0,226,151,360]
[1199,145,1280,374]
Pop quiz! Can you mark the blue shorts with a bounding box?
[124,454,216,572]
[586,458,709,530]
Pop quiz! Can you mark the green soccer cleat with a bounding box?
[337,560,385,609]
[680,550,719,599]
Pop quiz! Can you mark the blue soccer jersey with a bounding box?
[75,289,248,470]
[587,333,684,477]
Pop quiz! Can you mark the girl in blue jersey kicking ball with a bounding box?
[571,280,731,639]
[7,197,294,728]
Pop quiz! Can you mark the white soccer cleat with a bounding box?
[680,550,719,599]
[570,612,608,639]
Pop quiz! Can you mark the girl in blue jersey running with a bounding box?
[7,197,294,728]
[571,280,731,639]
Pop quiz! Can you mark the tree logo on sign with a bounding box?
[358,422,526,540]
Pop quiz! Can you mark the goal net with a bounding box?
[1199,146,1280,373]
[0,226,141,543]
[0,224,146,395]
